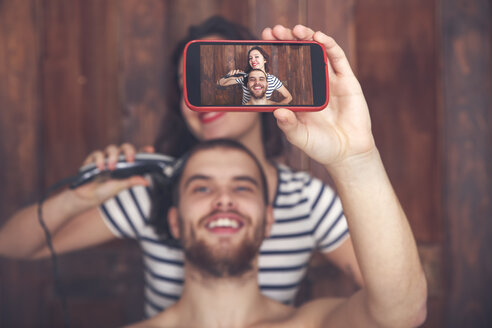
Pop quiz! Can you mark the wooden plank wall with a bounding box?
[441,0,492,327]
[0,0,490,327]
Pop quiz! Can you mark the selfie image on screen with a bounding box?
[200,44,314,106]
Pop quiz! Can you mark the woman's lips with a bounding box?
[198,112,226,124]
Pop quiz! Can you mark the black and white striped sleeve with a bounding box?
[99,184,152,239]
[310,179,350,252]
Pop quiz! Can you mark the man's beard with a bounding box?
[180,213,266,278]
[249,84,267,100]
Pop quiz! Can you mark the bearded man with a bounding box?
[244,69,278,105]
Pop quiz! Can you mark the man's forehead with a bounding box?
[250,70,265,78]
[180,148,262,183]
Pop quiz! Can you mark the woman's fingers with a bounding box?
[291,25,315,40]
[105,144,121,170]
[83,150,106,170]
[261,27,275,40]
[313,32,354,78]
[261,24,352,78]
[271,25,296,40]
[263,24,316,42]
[139,145,155,153]
[82,143,138,171]
[273,108,304,147]
[262,25,294,40]
[120,143,137,162]
[227,69,241,76]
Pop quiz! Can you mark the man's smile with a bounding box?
[250,83,266,95]
[203,212,246,234]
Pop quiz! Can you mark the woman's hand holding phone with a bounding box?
[267,25,375,169]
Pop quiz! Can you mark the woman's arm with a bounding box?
[267,25,427,328]
[326,149,427,327]
[275,85,292,104]
[30,207,117,259]
[0,176,147,259]
[0,144,149,259]
[217,69,244,86]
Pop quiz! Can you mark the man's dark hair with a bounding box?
[244,46,270,73]
[149,139,269,246]
[153,16,285,160]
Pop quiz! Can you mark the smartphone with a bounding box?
[183,40,329,112]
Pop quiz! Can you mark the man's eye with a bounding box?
[192,186,210,193]
[235,186,254,192]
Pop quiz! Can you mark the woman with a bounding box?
[0,16,361,318]
[217,46,293,105]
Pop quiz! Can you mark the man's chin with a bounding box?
[251,92,267,100]
[184,239,260,278]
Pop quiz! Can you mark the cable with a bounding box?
[37,175,79,328]
[36,159,176,327]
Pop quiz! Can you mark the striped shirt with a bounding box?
[236,73,283,104]
[100,163,349,318]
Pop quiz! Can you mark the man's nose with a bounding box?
[213,189,235,209]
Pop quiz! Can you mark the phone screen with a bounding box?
[184,40,328,111]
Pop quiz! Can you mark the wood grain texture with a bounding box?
[41,0,122,186]
[0,0,43,324]
[120,0,167,148]
[355,0,440,243]
[441,0,492,326]
[250,0,306,37]
[0,0,41,206]
[167,0,251,46]
[306,0,356,66]
[215,44,244,105]
[1,1,145,326]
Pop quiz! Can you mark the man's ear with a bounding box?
[264,205,274,238]
[167,207,180,239]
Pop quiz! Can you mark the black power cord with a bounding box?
[36,156,177,327]
[37,175,80,328]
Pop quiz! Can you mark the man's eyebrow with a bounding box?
[183,175,211,189]
[183,174,260,188]
[233,176,259,186]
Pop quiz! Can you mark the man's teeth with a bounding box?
[208,218,239,229]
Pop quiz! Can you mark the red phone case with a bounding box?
[183,40,329,112]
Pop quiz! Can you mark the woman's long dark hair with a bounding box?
[153,16,285,160]
[244,46,270,74]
